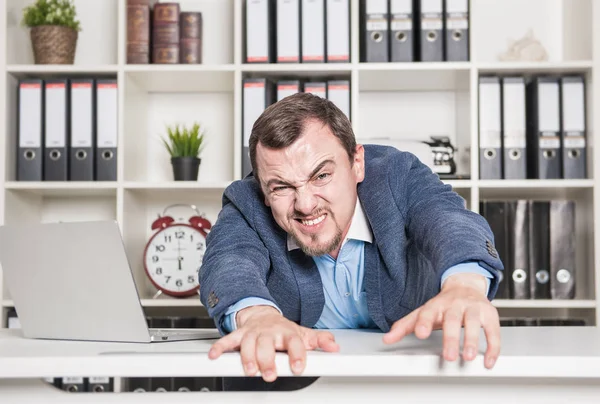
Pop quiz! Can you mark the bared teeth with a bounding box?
[301,214,325,226]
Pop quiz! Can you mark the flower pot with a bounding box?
[171,157,201,181]
[30,25,78,64]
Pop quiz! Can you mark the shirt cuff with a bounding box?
[441,262,493,296]
[221,297,282,333]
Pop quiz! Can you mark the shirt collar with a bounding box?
[286,197,373,251]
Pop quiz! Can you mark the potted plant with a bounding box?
[162,122,206,181]
[22,0,81,64]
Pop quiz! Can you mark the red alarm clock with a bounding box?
[143,204,212,297]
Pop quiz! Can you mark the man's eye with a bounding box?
[316,173,329,181]
[273,186,288,192]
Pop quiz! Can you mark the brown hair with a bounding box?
[249,92,356,179]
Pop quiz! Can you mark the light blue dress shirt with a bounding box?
[221,200,492,332]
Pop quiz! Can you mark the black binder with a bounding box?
[43,79,69,181]
[526,76,561,179]
[95,79,118,181]
[501,77,527,179]
[69,79,96,181]
[415,0,443,61]
[559,75,587,179]
[17,79,44,181]
[242,78,275,178]
[478,76,502,179]
[527,201,551,299]
[507,200,530,299]
[480,201,509,299]
[443,0,469,61]
[549,200,576,299]
[389,0,414,62]
[360,0,389,62]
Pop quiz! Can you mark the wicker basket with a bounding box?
[30,25,78,64]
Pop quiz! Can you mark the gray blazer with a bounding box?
[199,145,504,334]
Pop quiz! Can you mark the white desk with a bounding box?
[1,326,600,403]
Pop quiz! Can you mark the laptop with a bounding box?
[0,220,221,343]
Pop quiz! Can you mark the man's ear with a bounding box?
[353,144,365,182]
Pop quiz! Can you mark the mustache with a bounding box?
[289,207,332,220]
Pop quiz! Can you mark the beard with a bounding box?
[288,207,343,256]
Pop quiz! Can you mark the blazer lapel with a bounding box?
[287,249,324,328]
[363,241,389,332]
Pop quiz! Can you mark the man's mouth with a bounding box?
[297,214,326,227]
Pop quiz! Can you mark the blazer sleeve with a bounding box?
[393,153,505,300]
[199,199,278,334]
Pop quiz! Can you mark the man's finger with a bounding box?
[208,331,243,360]
[462,306,481,362]
[255,334,277,382]
[239,331,258,376]
[316,331,340,352]
[482,311,501,369]
[285,334,307,375]
[414,301,442,340]
[382,308,419,344]
[442,305,463,362]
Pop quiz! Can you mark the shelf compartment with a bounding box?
[471,0,592,63]
[358,65,470,92]
[6,0,118,65]
[123,73,234,183]
[121,188,224,301]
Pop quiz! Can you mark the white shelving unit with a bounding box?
[1,0,599,329]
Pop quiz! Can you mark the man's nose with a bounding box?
[294,187,318,216]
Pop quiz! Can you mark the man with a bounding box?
[199,92,504,387]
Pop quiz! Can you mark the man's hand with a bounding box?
[208,305,340,382]
[383,273,500,369]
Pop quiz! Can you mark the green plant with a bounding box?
[22,0,81,31]
[162,122,207,158]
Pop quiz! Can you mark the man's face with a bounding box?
[256,119,365,257]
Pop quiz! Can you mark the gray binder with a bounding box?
[17,79,44,181]
[276,0,300,63]
[277,80,300,101]
[560,76,587,179]
[326,0,350,62]
[43,79,69,181]
[361,0,389,62]
[416,0,443,61]
[444,0,469,61]
[69,79,96,181]
[242,78,275,177]
[507,200,530,300]
[390,0,414,62]
[304,81,326,98]
[95,80,118,181]
[527,201,551,299]
[526,77,561,179]
[501,77,527,179]
[327,80,350,120]
[549,200,576,299]
[478,76,502,179]
[245,0,274,63]
[301,0,325,62]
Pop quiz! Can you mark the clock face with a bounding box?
[144,224,206,296]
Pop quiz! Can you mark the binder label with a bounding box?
[446,18,468,30]
[480,131,501,148]
[539,137,560,149]
[45,84,67,147]
[64,377,84,383]
[367,20,388,31]
[19,84,42,147]
[89,377,110,383]
[421,19,443,30]
[564,137,586,148]
[504,134,526,149]
[391,20,412,30]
